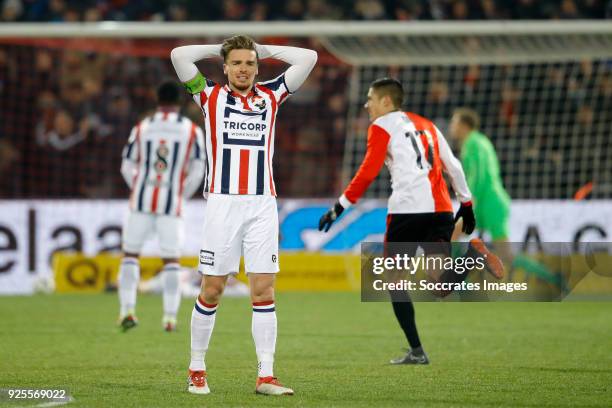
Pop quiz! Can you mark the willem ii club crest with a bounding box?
[252,95,266,110]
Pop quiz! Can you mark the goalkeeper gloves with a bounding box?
[454,201,475,234]
[318,202,345,232]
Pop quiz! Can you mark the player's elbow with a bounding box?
[170,47,182,64]
[306,49,318,69]
[307,49,318,63]
[170,46,192,65]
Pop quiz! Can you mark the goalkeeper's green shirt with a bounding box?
[460,130,511,237]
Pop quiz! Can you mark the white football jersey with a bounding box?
[192,74,291,196]
[341,111,471,214]
[122,110,205,216]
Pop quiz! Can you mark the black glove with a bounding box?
[454,201,475,234]
[318,202,345,232]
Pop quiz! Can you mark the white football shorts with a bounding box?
[122,211,184,258]
[198,194,279,276]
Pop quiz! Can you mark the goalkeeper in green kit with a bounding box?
[449,108,510,242]
[449,108,558,287]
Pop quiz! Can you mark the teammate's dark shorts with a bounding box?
[384,212,454,256]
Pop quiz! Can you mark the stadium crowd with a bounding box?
[0,39,351,198]
[1,0,611,22]
[0,1,610,199]
[2,39,609,199]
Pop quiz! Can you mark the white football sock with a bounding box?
[118,257,140,317]
[252,301,277,378]
[162,263,181,320]
[190,296,217,371]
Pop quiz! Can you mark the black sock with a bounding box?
[389,290,421,349]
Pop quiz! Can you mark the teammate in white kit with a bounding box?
[319,78,504,365]
[171,35,317,396]
[118,80,205,333]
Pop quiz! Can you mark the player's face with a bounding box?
[223,49,258,92]
[364,88,386,121]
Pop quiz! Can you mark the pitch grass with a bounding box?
[1,294,611,408]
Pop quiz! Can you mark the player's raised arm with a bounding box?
[170,44,222,93]
[255,44,317,93]
[436,126,475,233]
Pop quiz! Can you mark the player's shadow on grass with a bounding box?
[517,366,612,374]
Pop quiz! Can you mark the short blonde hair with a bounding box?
[453,107,480,130]
[221,35,257,62]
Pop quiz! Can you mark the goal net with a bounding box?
[323,22,612,199]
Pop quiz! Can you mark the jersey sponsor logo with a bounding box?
[222,107,268,146]
[223,121,267,132]
[199,249,214,266]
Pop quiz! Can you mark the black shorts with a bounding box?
[385,212,454,256]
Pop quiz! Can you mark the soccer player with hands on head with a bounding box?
[171,35,317,396]
[319,78,504,365]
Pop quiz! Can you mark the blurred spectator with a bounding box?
[394,0,431,20]
[304,0,342,20]
[1,0,22,21]
[451,0,470,19]
[48,0,67,22]
[38,109,88,151]
[277,0,305,20]
[480,0,499,19]
[250,1,269,21]
[428,79,449,105]
[499,82,521,130]
[557,0,581,18]
[429,0,448,19]
[62,6,79,22]
[83,6,101,22]
[352,0,388,20]
[0,138,21,196]
[167,3,188,22]
[222,0,247,20]
[34,108,89,196]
